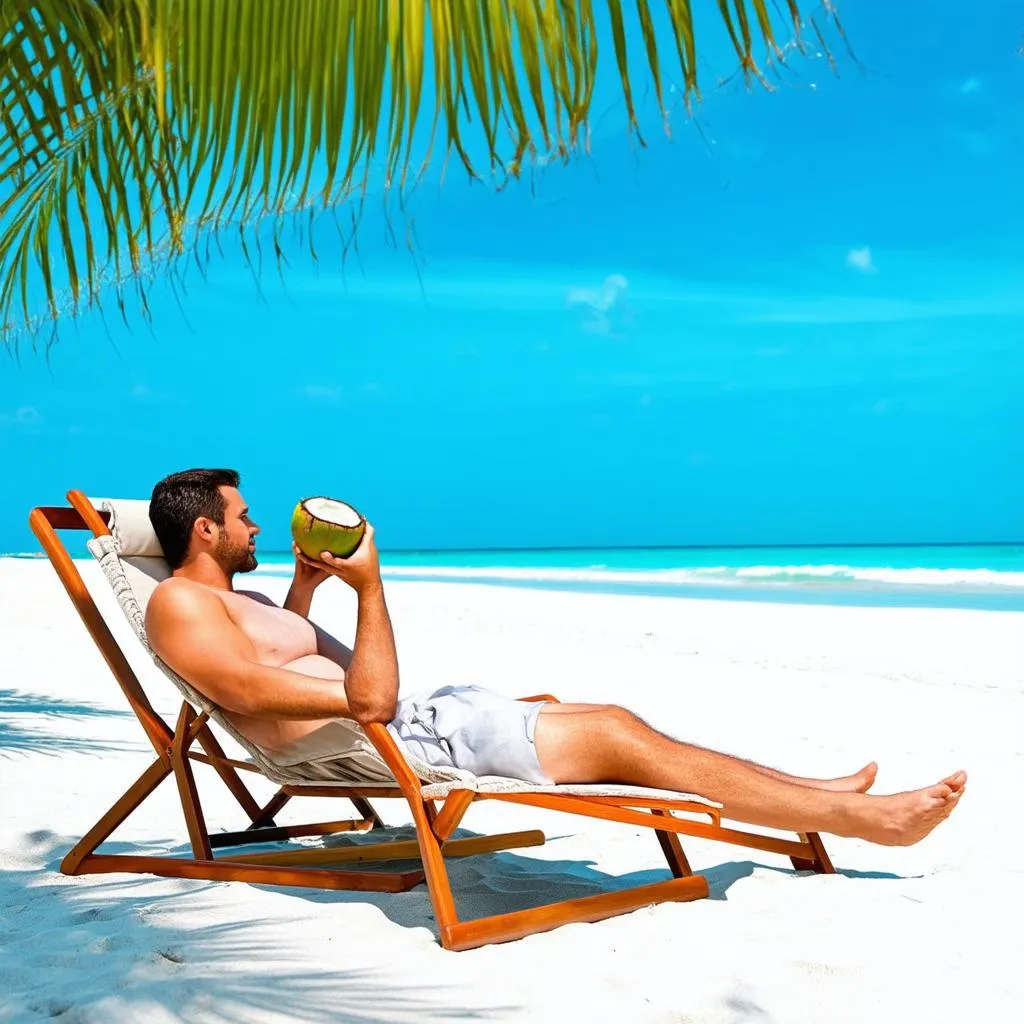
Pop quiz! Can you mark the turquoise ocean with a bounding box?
[10,542,1022,611]
[248,544,1024,612]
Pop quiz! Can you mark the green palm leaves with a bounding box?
[0,1,840,346]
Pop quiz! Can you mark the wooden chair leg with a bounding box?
[405,797,461,944]
[61,758,172,874]
[432,790,475,842]
[790,831,835,874]
[651,808,693,877]
[350,796,385,829]
[194,724,265,821]
[172,705,213,860]
[249,790,291,830]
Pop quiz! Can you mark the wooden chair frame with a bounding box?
[29,490,834,951]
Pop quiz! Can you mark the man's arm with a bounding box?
[340,575,398,723]
[282,545,356,670]
[146,581,354,720]
[284,578,316,618]
[298,524,399,724]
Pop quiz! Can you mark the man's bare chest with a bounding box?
[218,591,318,667]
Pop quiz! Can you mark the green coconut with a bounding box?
[291,496,366,560]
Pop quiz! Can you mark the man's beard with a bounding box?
[215,533,258,575]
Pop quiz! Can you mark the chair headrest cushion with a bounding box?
[89,497,165,558]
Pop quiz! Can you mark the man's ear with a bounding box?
[193,517,217,544]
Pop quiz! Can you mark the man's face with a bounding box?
[213,486,260,574]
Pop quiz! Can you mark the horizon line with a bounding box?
[258,539,1024,557]
[4,539,1023,560]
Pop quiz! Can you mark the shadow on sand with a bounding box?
[0,687,136,758]
[2,819,913,1021]
[2,834,513,1022]
[701,858,909,900]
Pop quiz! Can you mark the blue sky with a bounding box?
[2,0,1022,552]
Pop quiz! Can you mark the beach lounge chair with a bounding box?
[29,490,834,951]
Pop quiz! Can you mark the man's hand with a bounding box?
[285,542,332,617]
[303,523,382,595]
[291,542,330,590]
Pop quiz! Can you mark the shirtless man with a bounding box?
[146,468,966,847]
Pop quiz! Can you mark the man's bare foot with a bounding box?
[848,771,967,846]
[942,771,967,794]
[811,762,878,793]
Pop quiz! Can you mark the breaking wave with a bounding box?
[374,563,1024,589]
[254,559,1024,590]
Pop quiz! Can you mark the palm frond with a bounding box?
[0,0,848,347]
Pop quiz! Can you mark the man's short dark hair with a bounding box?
[150,468,240,569]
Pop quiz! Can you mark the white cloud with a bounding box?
[566,274,629,334]
[276,254,1023,329]
[845,247,877,274]
[567,273,628,312]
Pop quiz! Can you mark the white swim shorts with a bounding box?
[388,684,552,784]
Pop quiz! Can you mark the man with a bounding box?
[146,468,965,846]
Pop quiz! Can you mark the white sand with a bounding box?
[1,557,1022,1023]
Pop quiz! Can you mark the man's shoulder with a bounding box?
[149,578,279,617]
[149,576,223,622]
[152,575,214,599]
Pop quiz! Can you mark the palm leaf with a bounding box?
[0,0,848,347]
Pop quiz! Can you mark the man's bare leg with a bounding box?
[750,760,877,794]
[533,705,965,846]
[536,704,877,793]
